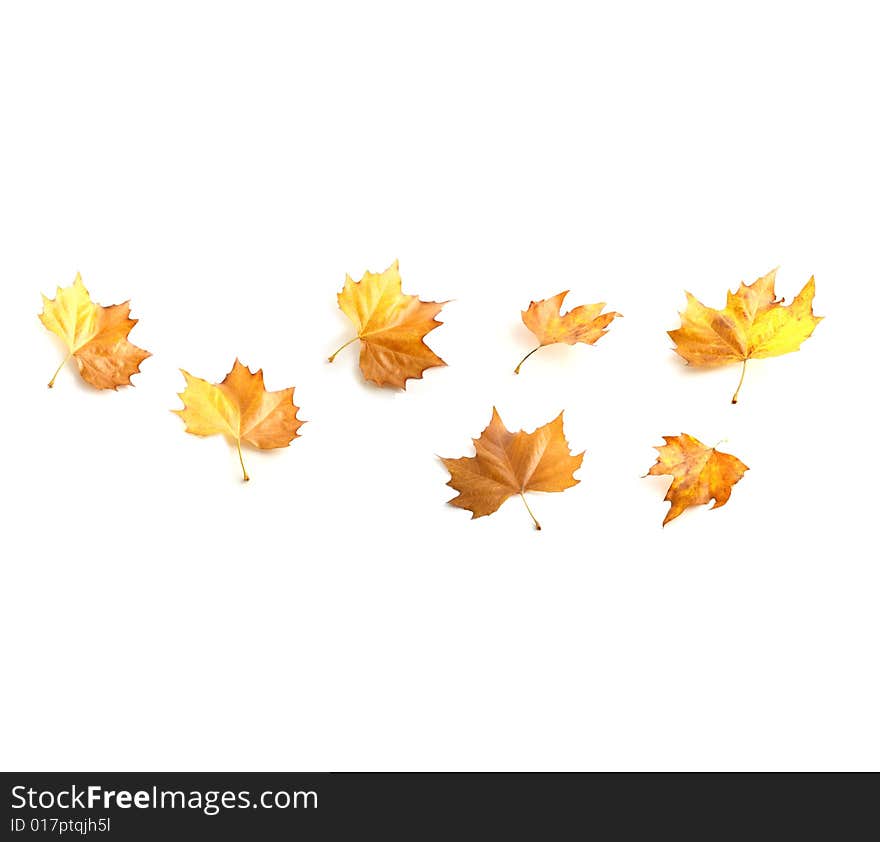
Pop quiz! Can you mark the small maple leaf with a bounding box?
[174,359,303,481]
[328,260,446,389]
[646,434,748,526]
[515,291,621,373]
[441,408,583,530]
[39,273,150,389]
[668,269,822,403]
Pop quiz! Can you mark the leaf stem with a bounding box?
[514,346,541,374]
[519,492,542,531]
[328,337,358,363]
[731,359,748,404]
[236,439,250,482]
[47,354,71,388]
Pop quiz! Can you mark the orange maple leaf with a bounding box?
[174,359,303,481]
[646,434,748,525]
[515,291,621,373]
[668,269,822,403]
[328,260,446,389]
[39,273,150,389]
[441,408,583,530]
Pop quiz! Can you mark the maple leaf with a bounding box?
[515,291,621,373]
[668,269,822,403]
[646,434,748,526]
[174,359,303,481]
[441,408,583,530]
[39,273,150,389]
[328,260,446,389]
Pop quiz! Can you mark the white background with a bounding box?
[1,1,878,771]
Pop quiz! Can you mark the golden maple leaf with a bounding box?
[328,260,446,389]
[39,273,150,389]
[174,359,303,481]
[668,269,822,403]
[647,434,748,526]
[515,291,621,373]
[441,408,583,530]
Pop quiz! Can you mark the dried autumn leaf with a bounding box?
[647,434,748,526]
[669,269,822,403]
[328,260,446,389]
[39,273,150,389]
[174,359,303,481]
[515,291,621,373]
[441,408,583,530]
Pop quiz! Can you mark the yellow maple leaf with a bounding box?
[328,260,446,389]
[174,359,303,481]
[441,408,583,530]
[515,291,621,373]
[647,434,748,525]
[39,273,150,389]
[668,269,822,402]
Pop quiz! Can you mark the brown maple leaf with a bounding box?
[668,268,822,403]
[646,434,748,525]
[328,260,446,389]
[441,408,583,530]
[174,359,303,481]
[515,291,621,373]
[39,273,150,389]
